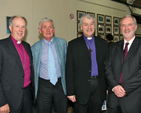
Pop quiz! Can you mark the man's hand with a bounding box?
[113,85,126,98]
[67,95,76,102]
[0,104,10,113]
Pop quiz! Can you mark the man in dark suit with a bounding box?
[105,15,141,113]
[0,16,34,113]
[65,14,108,113]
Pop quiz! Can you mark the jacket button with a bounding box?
[89,70,91,72]
[88,79,90,81]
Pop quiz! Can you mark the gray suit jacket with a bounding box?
[31,37,67,100]
[105,37,141,112]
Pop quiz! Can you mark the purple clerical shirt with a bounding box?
[11,36,31,88]
[84,35,98,76]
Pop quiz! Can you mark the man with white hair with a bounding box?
[0,15,34,113]
[31,17,67,113]
[105,15,141,113]
[66,14,108,113]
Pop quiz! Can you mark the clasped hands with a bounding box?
[113,85,126,98]
[67,95,76,102]
[0,104,10,113]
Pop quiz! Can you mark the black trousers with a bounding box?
[108,99,127,113]
[74,77,103,113]
[37,77,68,113]
[10,84,32,113]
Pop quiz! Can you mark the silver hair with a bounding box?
[80,13,96,27]
[9,15,27,27]
[38,17,55,29]
[120,15,137,26]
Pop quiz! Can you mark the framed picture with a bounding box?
[87,12,95,17]
[77,21,82,32]
[113,17,119,26]
[113,26,119,35]
[97,14,104,24]
[114,35,119,42]
[7,16,11,33]
[77,32,83,37]
[97,34,105,39]
[119,18,122,25]
[120,35,124,40]
[77,10,86,21]
[97,24,104,34]
[105,15,111,25]
[105,26,112,34]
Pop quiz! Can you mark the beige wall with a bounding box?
[0,0,140,45]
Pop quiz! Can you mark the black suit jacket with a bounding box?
[105,37,141,112]
[66,36,108,105]
[0,37,34,111]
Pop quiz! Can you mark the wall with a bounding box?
[0,0,140,45]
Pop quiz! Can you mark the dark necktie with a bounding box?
[119,42,129,84]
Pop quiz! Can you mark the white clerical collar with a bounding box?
[17,41,21,44]
[87,37,92,40]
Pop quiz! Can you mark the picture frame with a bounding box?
[97,14,104,24]
[7,16,11,33]
[105,15,111,25]
[97,34,105,39]
[97,24,104,34]
[120,35,124,40]
[77,32,83,37]
[87,12,95,18]
[105,25,112,34]
[77,21,82,32]
[114,35,119,42]
[77,10,86,21]
[119,18,122,25]
[113,17,119,26]
[113,26,119,35]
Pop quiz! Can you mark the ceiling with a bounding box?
[112,0,141,9]
[111,0,141,24]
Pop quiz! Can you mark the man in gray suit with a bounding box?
[31,17,67,113]
[105,15,141,113]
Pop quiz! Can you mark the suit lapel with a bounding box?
[7,37,23,69]
[124,38,139,63]
[54,37,61,65]
[95,37,101,60]
[78,36,91,58]
[117,40,124,64]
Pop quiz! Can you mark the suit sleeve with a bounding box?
[0,48,7,107]
[122,55,141,96]
[105,46,119,91]
[65,42,75,96]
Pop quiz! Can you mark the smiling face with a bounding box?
[38,21,55,41]
[80,17,95,37]
[121,17,137,41]
[9,17,26,41]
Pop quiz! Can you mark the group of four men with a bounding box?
[0,13,141,113]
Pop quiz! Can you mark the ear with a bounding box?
[38,28,42,34]
[135,25,137,31]
[9,25,12,32]
[53,27,55,33]
[80,25,83,30]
